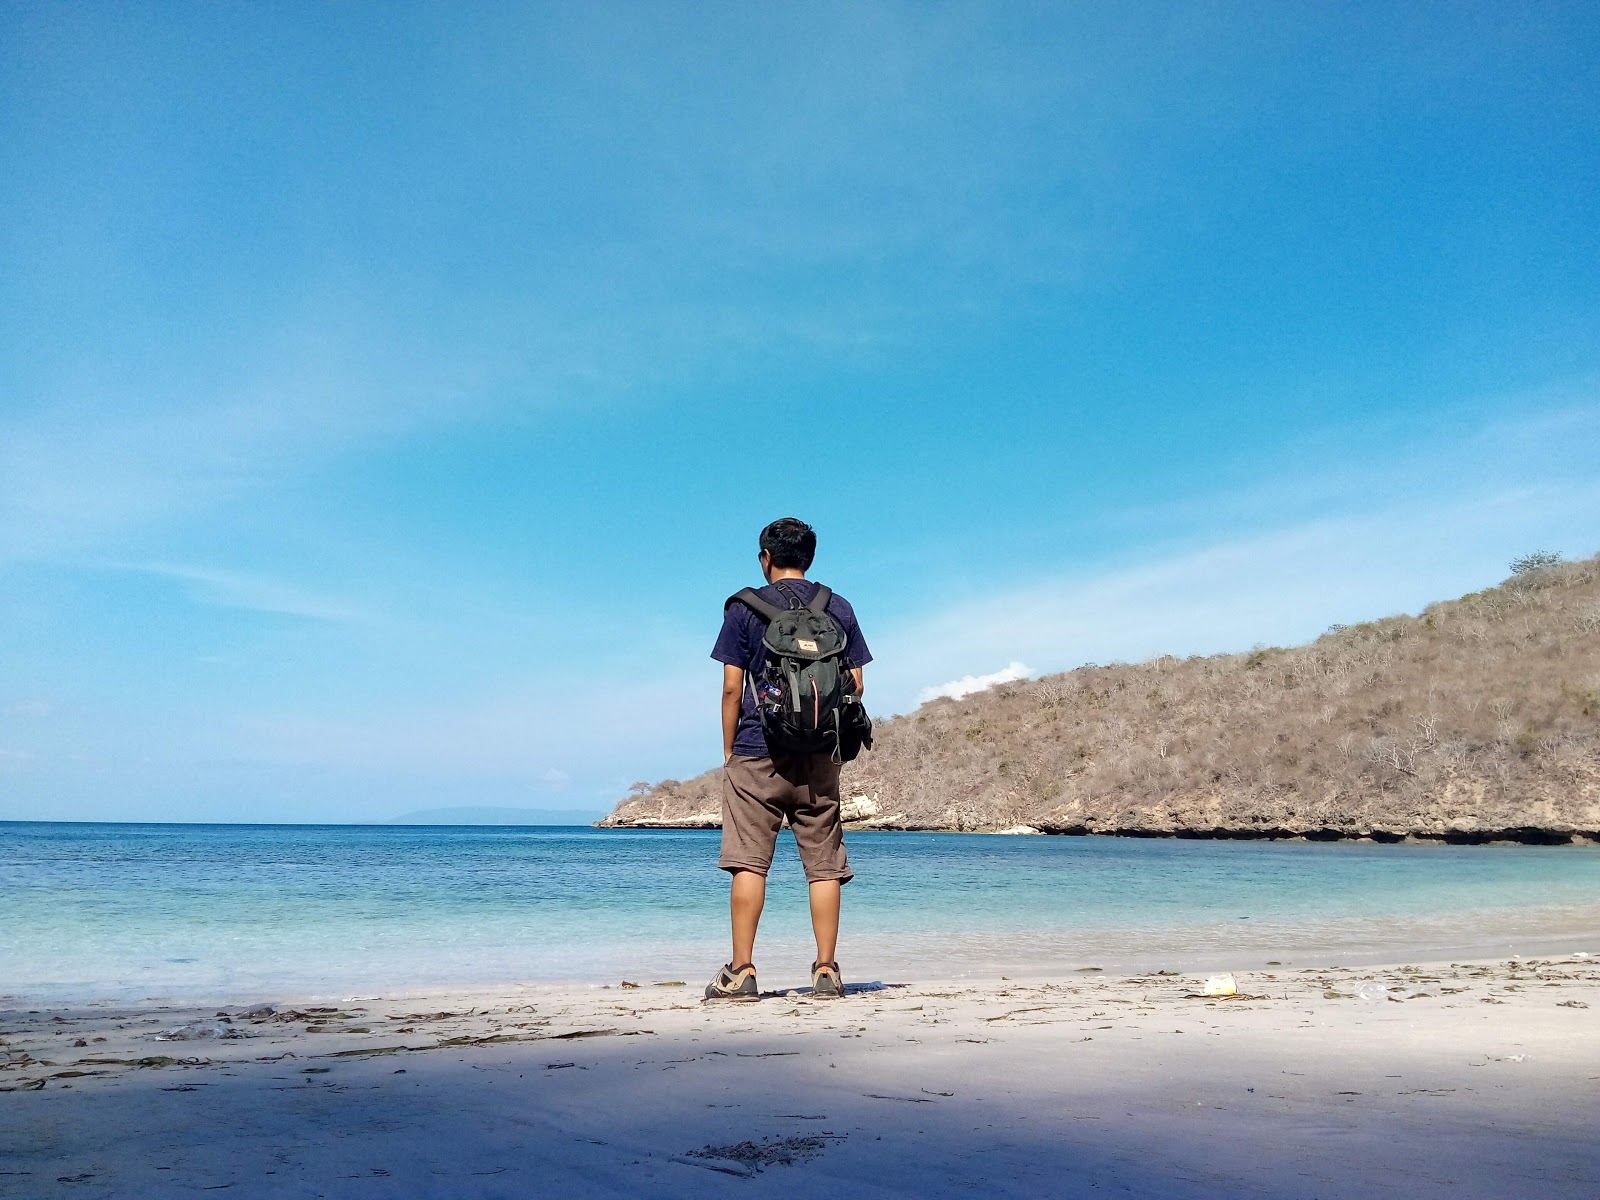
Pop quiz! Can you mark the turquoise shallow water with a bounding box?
[3,822,1598,1004]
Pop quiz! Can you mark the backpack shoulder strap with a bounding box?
[806,583,833,616]
[727,587,783,623]
[773,579,806,610]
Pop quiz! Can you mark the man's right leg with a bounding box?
[709,756,786,1000]
[730,869,766,968]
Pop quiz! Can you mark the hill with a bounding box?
[599,553,1600,843]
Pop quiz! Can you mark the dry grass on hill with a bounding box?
[602,554,1600,840]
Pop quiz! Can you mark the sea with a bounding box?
[3,822,1599,1005]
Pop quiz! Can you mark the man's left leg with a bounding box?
[808,877,840,966]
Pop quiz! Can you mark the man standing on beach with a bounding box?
[705,518,872,1002]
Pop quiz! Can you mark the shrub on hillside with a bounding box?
[1510,550,1563,576]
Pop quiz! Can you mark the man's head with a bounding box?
[759,517,816,577]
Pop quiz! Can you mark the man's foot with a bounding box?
[811,960,844,999]
[704,962,759,1001]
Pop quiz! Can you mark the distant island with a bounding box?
[600,552,1600,844]
[388,806,605,826]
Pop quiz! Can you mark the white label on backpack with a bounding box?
[796,638,818,653]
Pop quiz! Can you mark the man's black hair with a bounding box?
[759,518,817,571]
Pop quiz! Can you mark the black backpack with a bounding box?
[728,581,873,762]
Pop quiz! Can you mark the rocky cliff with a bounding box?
[599,554,1600,843]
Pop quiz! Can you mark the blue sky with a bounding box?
[2,2,1597,823]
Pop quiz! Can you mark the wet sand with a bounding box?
[3,955,1597,1198]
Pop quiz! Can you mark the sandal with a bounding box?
[704,962,759,1001]
[811,960,844,999]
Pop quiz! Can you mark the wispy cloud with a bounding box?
[100,562,380,624]
[866,394,1600,713]
[872,480,1600,714]
[918,661,1032,704]
[0,301,517,563]
[231,662,710,784]
[1,700,53,718]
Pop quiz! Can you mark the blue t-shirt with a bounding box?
[711,579,873,758]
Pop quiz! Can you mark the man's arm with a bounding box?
[850,667,864,697]
[721,664,744,762]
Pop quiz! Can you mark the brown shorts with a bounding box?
[720,754,853,885]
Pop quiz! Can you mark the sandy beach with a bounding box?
[3,954,1597,1198]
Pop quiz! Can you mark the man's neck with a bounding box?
[766,568,807,584]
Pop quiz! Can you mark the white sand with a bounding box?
[3,956,1597,1198]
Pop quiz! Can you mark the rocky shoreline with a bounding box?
[597,811,1600,845]
[597,785,1600,844]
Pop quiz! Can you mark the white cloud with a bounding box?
[918,661,1033,704]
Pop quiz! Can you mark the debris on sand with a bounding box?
[153,1020,241,1042]
[676,1134,840,1175]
